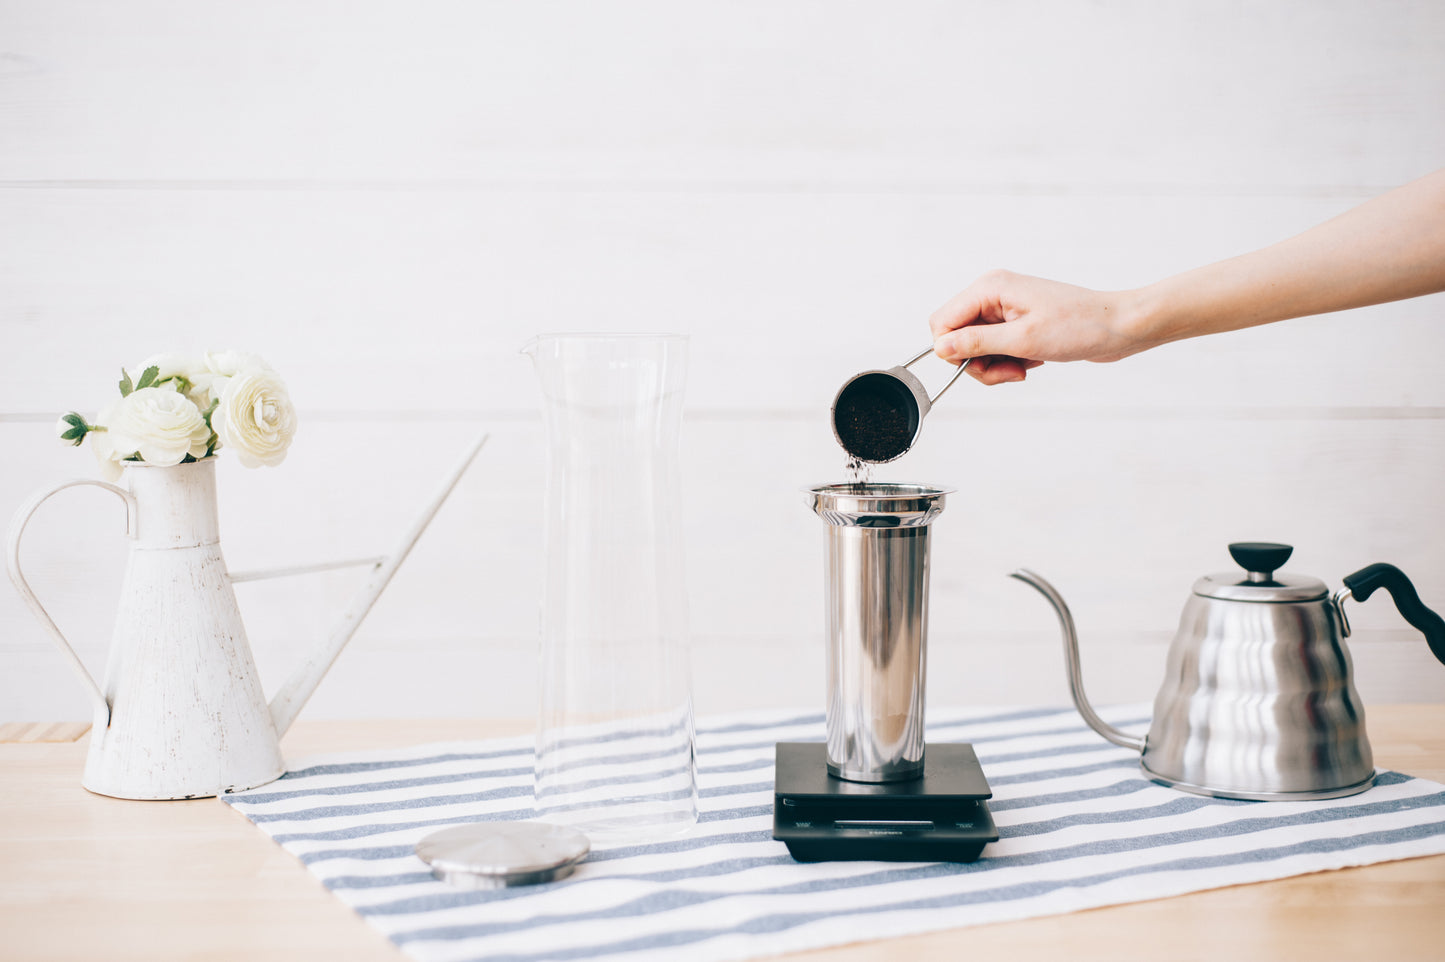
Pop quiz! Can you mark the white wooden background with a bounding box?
[3,1,1444,724]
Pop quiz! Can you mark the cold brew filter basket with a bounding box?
[808,483,952,782]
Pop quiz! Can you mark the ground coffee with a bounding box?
[832,373,918,463]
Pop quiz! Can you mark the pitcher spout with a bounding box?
[1010,569,1146,753]
[264,433,489,736]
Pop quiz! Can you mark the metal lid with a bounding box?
[1193,571,1329,602]
[1192,542,1328,603]
[415,821,590,889]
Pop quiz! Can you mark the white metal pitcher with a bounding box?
[6,436,485,800]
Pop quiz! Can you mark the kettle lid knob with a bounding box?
[1229,542,1294,582]
[1196,543,1325,601]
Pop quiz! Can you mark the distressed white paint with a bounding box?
[9,459,284,798]
[5,443,481,795]
[2,1,1444,723]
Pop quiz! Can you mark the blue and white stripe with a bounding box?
[226,706,1445,962]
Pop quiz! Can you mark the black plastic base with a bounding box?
[772,742,998,863]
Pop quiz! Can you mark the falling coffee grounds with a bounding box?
[844,456,873,484]
[833,374,916,462]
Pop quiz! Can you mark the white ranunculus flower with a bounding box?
[213,369,297,468]
[204,350,272,377]
[90,400,124,483]
[131,353,201,385]
[130,353,208,407]
[106,387,213,467]
[191,350,274,411]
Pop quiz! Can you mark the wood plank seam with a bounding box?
[0,721,90,743]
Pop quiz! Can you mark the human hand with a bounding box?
[929,270,1149,385]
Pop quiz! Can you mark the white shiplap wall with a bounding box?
[3,1,1444,724]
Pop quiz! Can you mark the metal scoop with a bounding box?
[831,348,972,463]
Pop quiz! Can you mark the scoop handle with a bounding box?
[1343,563,1445,666]
[902,347,973,404]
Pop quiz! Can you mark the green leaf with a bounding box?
[201,397,219,429]
[135,365,160,391]
[59,411,91,446]
[118,368,134,397]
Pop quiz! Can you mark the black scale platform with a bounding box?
[772,742,998,862]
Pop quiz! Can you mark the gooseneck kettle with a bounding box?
[1014,543,1445,801]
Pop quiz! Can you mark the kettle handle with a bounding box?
[1342,563,1445,666]
[6,478,138,726]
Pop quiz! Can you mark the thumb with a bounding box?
[934,321,1027,363]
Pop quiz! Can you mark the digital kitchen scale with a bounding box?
[772,742,998,862]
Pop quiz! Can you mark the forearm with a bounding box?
[1127,168,1445,348]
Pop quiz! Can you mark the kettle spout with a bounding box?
[1010,569,1146,753]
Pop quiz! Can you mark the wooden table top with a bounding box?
[3,707,1443,962]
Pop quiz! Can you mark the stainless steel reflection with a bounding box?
[1142,592,1372,800]
[1332,586,1354,638]
[809,483,951,783]
[1013,567,1373,801]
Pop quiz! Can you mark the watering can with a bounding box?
[5,434,487,800]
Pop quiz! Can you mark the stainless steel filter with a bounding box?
[808,483,952,782]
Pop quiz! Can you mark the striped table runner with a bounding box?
[225,706,1445,962]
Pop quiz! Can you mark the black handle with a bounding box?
[1343,563,1445,667]
[1228,542,1294,575]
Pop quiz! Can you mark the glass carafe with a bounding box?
[523,333,698,840]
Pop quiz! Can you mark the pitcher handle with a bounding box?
[6,478,138,725]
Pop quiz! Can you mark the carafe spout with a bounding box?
[1010,569,1146,753]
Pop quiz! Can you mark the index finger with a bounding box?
[928,286,987,340]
